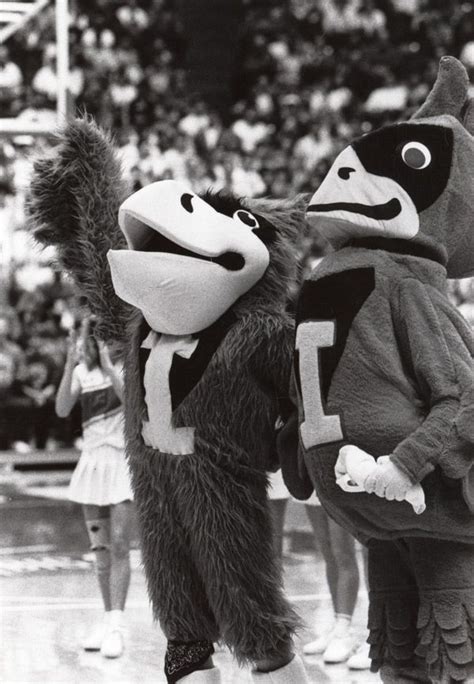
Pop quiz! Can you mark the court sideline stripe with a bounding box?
[0,592,349,611]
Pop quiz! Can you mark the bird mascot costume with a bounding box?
[281,56,474,683]
[28,120,310,683]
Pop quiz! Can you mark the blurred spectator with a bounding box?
[294,120,335,173]
[0,46,22,116]
[160,133,194,182]
[118,131,140,177]
[231,108,273,153]
[321,0,364,35]
[18,352,57,451]
[32,45,84,102]
[364,75,409,113]
[116,0,150,34]
[178,100,210,138]
[230,154,266,197]
[0,313,26,450]
[110,67,138,128]
[358,0,387,38]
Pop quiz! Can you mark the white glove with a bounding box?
[364,455,412,500]
[335,445,375,492]
[335,445,426,514]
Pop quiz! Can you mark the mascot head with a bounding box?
[108,182,306,335]
[306,56,474,278]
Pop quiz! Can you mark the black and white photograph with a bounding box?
[0,0,473,682]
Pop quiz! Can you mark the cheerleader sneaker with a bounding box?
[100,628,124,659]
[83,614,110,651]
[303,626,334,655]
[347,641,371,670]
[323,631,356,664]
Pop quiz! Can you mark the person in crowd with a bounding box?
[32,44,84,103]
[293,119,335,174]
[231,107,273,154]
[18,353,56,451]
[0,313,28,451]
[55,318,133,659]
[230,153,266,197]
[0,45,23,116]
[267,454,370,670]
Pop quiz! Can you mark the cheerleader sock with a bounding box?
[334,613,352,635]
[108,609,124,630]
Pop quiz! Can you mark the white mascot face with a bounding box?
[107,181,270,335]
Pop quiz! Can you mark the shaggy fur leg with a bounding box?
[367,539,421,674]
[130,458,220,643]
[164,640,215,683]
[176,459,300,665]
[409,539,474,683]
[251,655,310,682]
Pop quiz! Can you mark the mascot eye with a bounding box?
[233,210,259,229]
[401,142,431,170]
[180,193,194,213]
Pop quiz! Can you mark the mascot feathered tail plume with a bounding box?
[282,56,474,683]
[28,117,311,683]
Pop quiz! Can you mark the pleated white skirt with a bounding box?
[68,446,134,506]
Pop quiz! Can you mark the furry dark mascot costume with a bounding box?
[281,57,474,683]
[28,118,311,683]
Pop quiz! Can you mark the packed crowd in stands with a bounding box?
[0,274,80,452]
[3,0,474,198]
[1,0,474,450]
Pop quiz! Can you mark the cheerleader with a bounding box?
[302,496,370,669]
[56,318,133,658]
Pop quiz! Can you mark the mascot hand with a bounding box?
[335,445,376,487]
[365,456,426,514]
[364,456,412,500]
[336,446,426,514]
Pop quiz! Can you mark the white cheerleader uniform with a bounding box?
[68,363,133,506]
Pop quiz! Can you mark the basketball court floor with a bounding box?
[0,485,380,683]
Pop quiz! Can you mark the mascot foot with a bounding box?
[251,655,310,682]
[165,640,215,683]
[179,667,221,682]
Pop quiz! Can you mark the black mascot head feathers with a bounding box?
[307,56,474,278]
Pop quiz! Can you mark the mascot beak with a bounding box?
[307,146,419,245]
[107,180,269,335]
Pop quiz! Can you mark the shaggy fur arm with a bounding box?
[248,311,314,496]
[248,312,295,418]
[277,377,314,500]
[391,278,473,482]
[27,117,131,344]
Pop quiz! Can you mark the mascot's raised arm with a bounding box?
[30,121,130,347]
[282,56,474,683]
[28,117,311,684]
